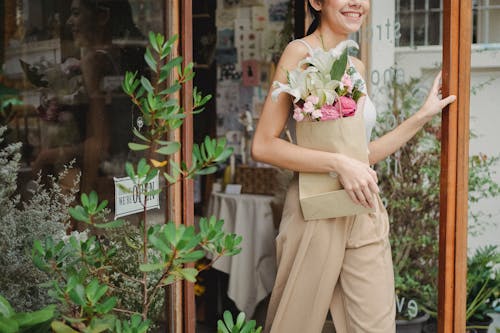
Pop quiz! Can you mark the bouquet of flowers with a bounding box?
[20,58,86,122]
[271,40,365,122]
[271,40,375,220]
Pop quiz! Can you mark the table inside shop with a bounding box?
[207,191,277,317]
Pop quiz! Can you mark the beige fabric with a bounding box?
[264,181,396,333]
[296,97,375,220]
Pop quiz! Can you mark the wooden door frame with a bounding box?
[176,1,473,332]
[439,0,471,332]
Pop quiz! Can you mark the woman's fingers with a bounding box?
[440,94,457,108]
[432,70,442,93]
[346,188,361,206]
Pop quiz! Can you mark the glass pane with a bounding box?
[400,0,412,11]
[398,13,412,46]
[415,0,426,10]
[1,0,167,320]
[428,12,441,45]
[429,0,441,9]
[413,13,426,46]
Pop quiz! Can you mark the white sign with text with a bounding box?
[114,175,160,219]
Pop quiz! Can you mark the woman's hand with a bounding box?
[418,71,457,122]
[335,154,379,209]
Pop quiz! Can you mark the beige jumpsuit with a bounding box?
[264,180,396,333]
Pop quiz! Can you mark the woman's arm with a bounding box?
[368,71,456,165]
[252,43,379,209]
[351,57,456,165]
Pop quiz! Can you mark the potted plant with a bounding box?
[465,245,499,332]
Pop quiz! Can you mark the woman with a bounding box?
[251,1,456,332]
[66,0,143,194]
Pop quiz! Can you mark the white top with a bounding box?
[293,39,376,142]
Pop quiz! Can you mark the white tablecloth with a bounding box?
[207,192,277,317]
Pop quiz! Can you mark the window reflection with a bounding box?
[1,0,163,213]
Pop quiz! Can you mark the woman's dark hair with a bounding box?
[81,0,143,40]
[306,1,321,36]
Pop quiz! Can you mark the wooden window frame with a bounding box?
[174,1,473,332]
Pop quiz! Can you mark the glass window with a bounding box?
[1,0,164,219]
[396,0,443,47]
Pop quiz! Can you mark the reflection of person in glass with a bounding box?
[32,0,144,197]
[252,1,457,332]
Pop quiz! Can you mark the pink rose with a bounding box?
[311,109,322,120]
[320,104,340,120]
[342,74,353,93]
[293,108,305,121]
[303,101,315,114]
[306,95,319,105]
[333,96,357,117]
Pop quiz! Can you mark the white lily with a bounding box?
[272,66,317,102]
[299,40,359,75]
[309,71,340,105]
[329,40,359,59]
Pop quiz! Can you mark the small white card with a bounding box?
[225,184,242,194]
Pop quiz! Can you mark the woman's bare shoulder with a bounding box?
[277,40,311,70]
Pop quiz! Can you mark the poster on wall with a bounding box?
[242,60,260,86]
[216,83,242,136]
[252,6,267,31]
[216,8,237,28]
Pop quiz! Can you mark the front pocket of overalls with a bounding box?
[345,197,390,248]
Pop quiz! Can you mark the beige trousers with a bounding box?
[264,181,396,333]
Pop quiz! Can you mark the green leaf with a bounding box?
[217,320,230,333]
[94,297,117,314]
[81,193,89,207]
[330,48,349,82]
[161,57,183,77]
[139,263,165,272]
[93,219,125,229]
[14,305,55,328]
[51,321,79,333]
[148,234,171,254]
[178,250,205,263]
[195,166,218,176]
[132,127,150,143]
[148,31,160,53]
[162,82,182,95]
[214,147,234,163]
[0,318,18,333]
[141,76,154,94]
[156,142,181,155]
[68,206,90,223]
[0,295,14,318]
[144,168,159,184]
[137,158,150,176]
[68,284,86,306]
[163,172,178,184]
[95,200,108,213]
[125,162,135,180]
[128,142,150,151]
[235,312,246,329]
[223,311,234,330]
[179,268,198,282]
[89,191,98,210]
[144,47,157,73]
[204,136,215,157]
